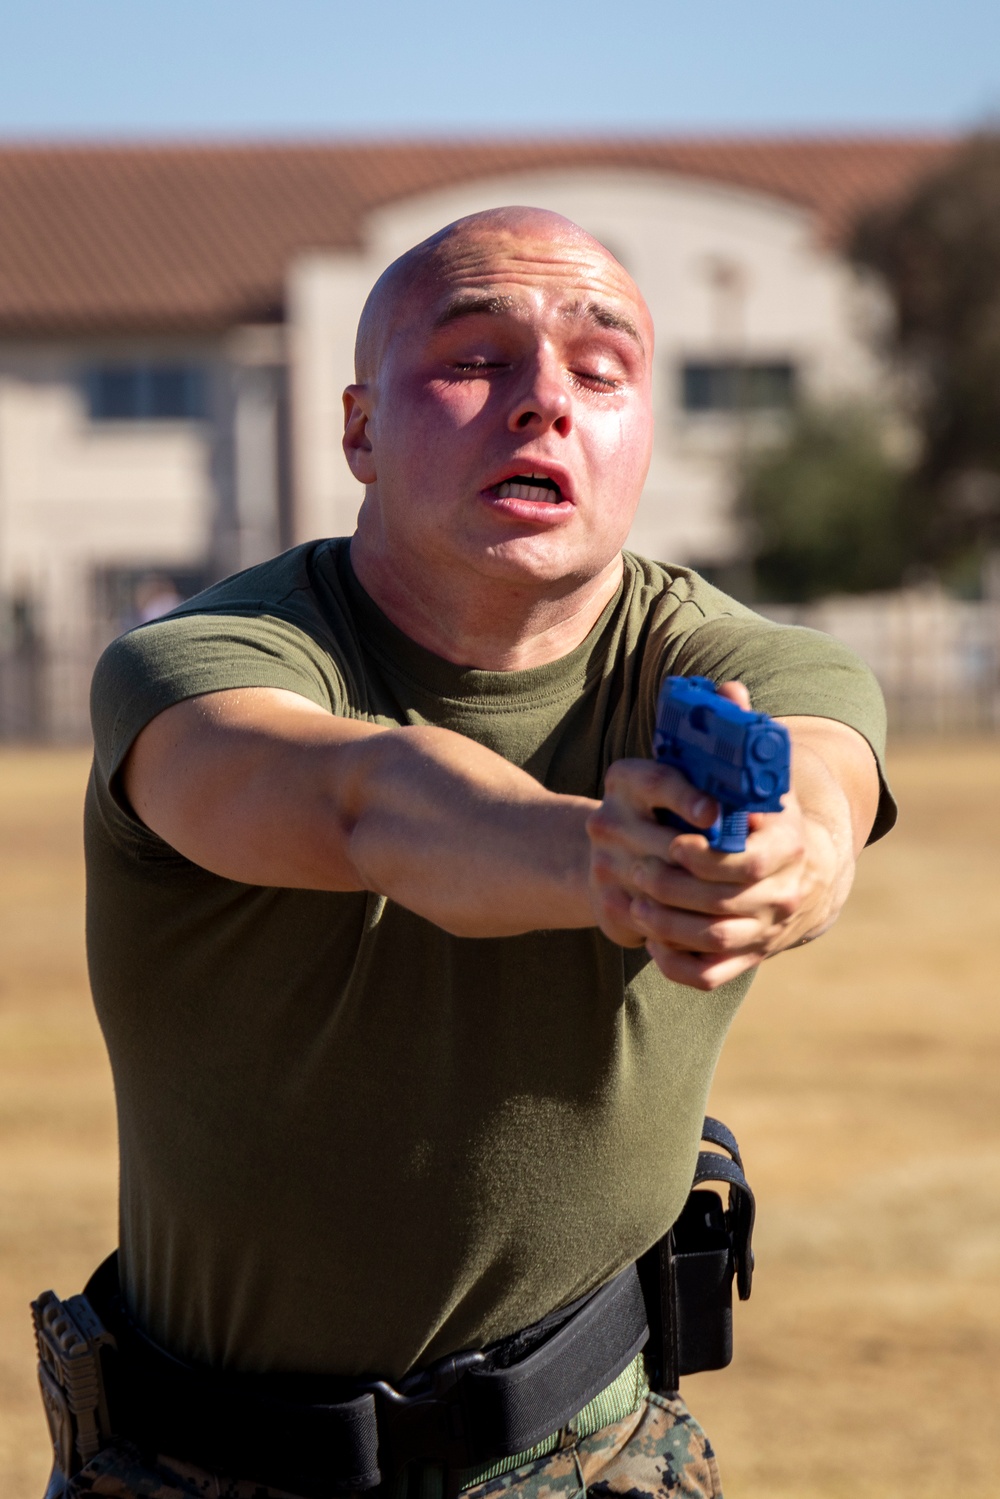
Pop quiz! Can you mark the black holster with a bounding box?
[638,1116,756,1392]
[31,1283,118,1488]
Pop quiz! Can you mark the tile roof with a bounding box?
[0,136,953,337]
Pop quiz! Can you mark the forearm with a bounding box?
[124,688,597,937]
[779,716,880,943]
[335,723,597,935]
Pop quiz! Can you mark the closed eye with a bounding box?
[450,362,619,386]
[573,370,622,391]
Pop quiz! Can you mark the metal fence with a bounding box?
[762,587,1000,733]
[2,587,1000,744]
[0,645,97,744]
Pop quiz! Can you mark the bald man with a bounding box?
[51,209,893,1499]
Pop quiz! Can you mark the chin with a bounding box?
[473,532,623,589]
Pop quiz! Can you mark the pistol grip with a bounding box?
[714,810,749,853]
[655,806,748,852]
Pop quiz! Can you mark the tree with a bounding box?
[738,404,907,603]
[852,131,1000,578]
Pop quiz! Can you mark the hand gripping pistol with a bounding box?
[653,675,791,852]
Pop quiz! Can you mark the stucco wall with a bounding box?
[0,345,215,651]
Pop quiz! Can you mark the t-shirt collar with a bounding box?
[331,539,626,706]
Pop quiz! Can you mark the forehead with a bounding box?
[412,228,651,343]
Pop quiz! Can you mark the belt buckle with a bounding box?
[366,1348,487,1473]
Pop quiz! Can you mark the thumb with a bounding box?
[717,679,752,712]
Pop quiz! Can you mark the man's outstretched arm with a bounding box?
[122,681,881,974]
[121,686,608,938]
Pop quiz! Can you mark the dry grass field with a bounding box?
[1,742,998,1498]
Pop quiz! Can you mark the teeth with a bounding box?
[495,473,562,503]
[496,481,560,503]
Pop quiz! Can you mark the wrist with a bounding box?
[797,807,856,942]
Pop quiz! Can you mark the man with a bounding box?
[64,207,892,1499]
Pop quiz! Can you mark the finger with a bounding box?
[598,759,718,829]
[630,870,806,934]
[604,837,805,914]
[590,823,704,885]
[669,816,804,885]
[644,941,763,991]
[627,858,755,915]
[629,899,764,954]
[590,881,651,949]
[717,680,752,712]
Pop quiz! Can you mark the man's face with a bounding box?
[344,220,655,593]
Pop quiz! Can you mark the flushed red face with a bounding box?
[344,213,655,596]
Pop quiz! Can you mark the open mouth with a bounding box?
[491,473,564,504]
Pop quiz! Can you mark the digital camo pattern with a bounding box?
[467,1393,721,1499]
[59,1440,304,1499]
[59,1394,721,1499]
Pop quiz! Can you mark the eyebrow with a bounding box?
[433,293,519,327]
[565,300,642,345]
[431,291,643,347]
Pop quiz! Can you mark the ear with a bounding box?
[343,385,377,484]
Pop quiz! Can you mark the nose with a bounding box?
[506,347,572,436]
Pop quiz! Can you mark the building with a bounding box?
[0,136,951,738]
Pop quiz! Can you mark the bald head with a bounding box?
[354,206,651,382]
[343,203,656,624]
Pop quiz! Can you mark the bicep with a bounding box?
[122,687,387,888]
[778,715,881,856]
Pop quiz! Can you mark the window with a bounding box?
[680,360,797,414]
[86,363,207,421]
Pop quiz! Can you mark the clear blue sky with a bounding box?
[2,0,998,139]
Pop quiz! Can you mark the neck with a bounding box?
[349,534,624,672]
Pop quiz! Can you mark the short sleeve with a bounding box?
[90,611,349,795]
[661,611,897,843]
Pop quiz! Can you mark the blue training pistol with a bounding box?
[652,676,791,853]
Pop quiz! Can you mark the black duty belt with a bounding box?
[78,1254,649,1496]
[32,1117,755,1497]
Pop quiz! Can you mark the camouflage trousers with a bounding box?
[59,1391,722,1499]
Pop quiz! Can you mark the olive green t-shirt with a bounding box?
[86,539,895,1380]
